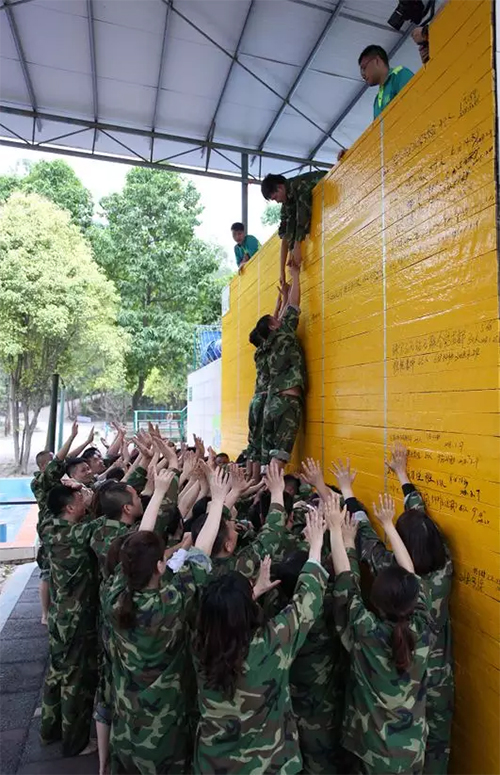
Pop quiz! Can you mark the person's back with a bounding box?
[334,559,432,774]
[265,572,346,774]
[194,514,328,774]
[103,533,207,773]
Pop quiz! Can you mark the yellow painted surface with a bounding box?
[222,1,500,772]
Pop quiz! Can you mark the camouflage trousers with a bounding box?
[246,391,267,462]
[296,710,344,774]
[36,542,50,582]
[40,620,98,756]
[423,665,454,774]
[262,393,302,464]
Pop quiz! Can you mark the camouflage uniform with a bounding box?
[212,503,286,580]
[357,485,454,774]
[102,555,209,774]
[194,559,328,774]
[333,549,433,774]
[31,459,67,582]
[40,515,100,756]
[90,474,181,730]
[265,581,347,773]
[246,344,269,462]
[262,306,306,464]
[278,171,326,250]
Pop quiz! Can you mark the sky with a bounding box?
[0,145,277,269]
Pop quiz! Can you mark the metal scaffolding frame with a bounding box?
[0,0,419,215]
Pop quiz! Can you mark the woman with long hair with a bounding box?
[327,492,433,775]
[333,448,453,774]
[193,509,328,774]
[102,467,231,774]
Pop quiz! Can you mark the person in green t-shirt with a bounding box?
[231,222,260,270]
[358,44,414,119]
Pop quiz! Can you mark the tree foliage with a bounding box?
[261,201,281,227]
[93,168,223,408]
[0,159,94,231]
[0,192,126,471]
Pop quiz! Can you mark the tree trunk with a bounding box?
[4,381,11,436]
[10,375,20,468]
[20,404,40,474]
[132,374,145,411]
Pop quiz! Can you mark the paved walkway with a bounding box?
[0,566,98,774]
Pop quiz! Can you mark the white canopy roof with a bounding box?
[0,0,425,181]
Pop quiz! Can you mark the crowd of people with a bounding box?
[31,408,454,775]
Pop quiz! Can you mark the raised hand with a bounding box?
[263,459,284,498]
[208,466,231,502]
[301,458,325,489]
[341,512,358,548]
[373,493,396,529]
[71,420,79,439]
[323,492,346,532]
[303,507,326,563]
[253,556,281,600]
[153,468,176,496]
[385,442,410,485]
[329,458,356,497]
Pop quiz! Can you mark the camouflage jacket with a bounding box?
[266,306,306,395]
[89,517,134,584]
[194,559,328,774]
[31,458,66,535]
[254,343,270,394]
[212,504,287,580]
[278,171,326,249]
[102,557,208,773]
[264,580,347,773]
[43,516,100,663]
[357,484,453,637]
[333,550,433,773]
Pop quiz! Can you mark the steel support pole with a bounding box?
[46,374,59,453]
[57,383,66,452]
[241,153,249,228]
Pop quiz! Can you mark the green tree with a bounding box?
[95,168,223,409]
[0,192,126,472]
[0,159,93,231]
[261,201,281,227]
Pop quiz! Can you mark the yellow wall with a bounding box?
[222,1,500,773]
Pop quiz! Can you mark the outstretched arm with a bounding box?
[288,262,301,308]
[70,425,95,458]
[56,421,79,461]
[373,494,414,573]
[195,468,231,556]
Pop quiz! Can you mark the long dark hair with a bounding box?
[370,566,420,674]
[396,509,446,575]
[116,531,165,630]
[195,571,264,699]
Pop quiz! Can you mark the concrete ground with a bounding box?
[0,565,98,774]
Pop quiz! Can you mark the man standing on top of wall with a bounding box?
[338,45,414,161]
[261,171,326,287]
[359,44,414,119]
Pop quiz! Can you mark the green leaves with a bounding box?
[92,168,223,406]
[0,159,94,232]
[0,192,127,397]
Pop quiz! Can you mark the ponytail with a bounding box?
[392,617,415,673]
[115,531,165,630]
[370,565,420,674]
[117,587,137,629]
